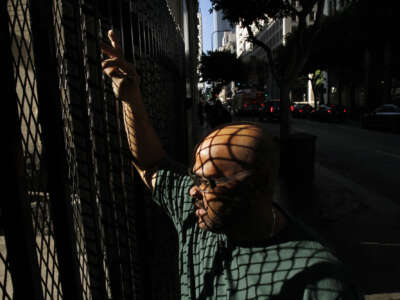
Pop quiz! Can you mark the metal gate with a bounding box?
[2,0,187,299]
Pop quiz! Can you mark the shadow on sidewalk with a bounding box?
[277,175,400,296]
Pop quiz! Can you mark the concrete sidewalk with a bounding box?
[277,163,400,299]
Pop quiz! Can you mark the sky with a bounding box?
[199,0,213,53]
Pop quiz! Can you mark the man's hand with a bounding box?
[99,29,166,190]
[100,29,140,103]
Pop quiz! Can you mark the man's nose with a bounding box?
[189,186,204,208]
[189,185,201,198]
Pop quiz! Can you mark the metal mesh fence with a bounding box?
[2,0,191,299]
[7,1,63,299]
[0,248,13,299]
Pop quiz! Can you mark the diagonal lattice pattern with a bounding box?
[7,0,63,299]
[0,246,13,300]
[4,0,192,298]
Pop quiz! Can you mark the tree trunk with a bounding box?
[365,47,379,110]
[383,40,392,104]
[338,80,342,105]
[279,83,290,202]
[280,83,291,144]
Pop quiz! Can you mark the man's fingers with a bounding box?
[101,57,122,69]
[100,29,122,58]
[100,42,122,58]
[101,57,135,75]
[108,29,120,50]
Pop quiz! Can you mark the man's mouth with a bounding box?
[195,208,209,228]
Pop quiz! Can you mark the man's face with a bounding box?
[188,132,256,233]
[189,168,252,233]
[187,123,278,234]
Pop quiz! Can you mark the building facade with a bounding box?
[236,0,349,105]
[212,8,232,50]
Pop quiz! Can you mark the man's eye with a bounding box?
[200,179,209,186]
[208,180,216,189]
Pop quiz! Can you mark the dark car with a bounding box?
[329,104,348,121]
[291,103,313,118]
[310,104,347,122]
[361,104,400,133]
[259,100,280,122]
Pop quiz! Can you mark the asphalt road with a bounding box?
[293,118,400,206]
[238,115,400,207]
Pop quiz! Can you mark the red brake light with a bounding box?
[328,109,332,113]
[299,109,303,113]
[344,109,347,113]
[290,105,294,112]
[270,106,274,113]
[261,103,265,107]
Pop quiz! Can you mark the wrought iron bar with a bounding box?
[29,0,85,299]
[1,2,44,299]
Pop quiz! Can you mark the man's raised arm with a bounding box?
[100,29,165,190]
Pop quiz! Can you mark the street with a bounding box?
[241,116,400,208]
[295,118,400,205]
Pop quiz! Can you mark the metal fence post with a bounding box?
[28,0,85,299]
[1,2,44,299]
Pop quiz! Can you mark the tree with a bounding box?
[210,0,326,144]
[308,70,325,108]
[199,50,246,100]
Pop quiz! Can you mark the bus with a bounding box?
[232,90,265,116]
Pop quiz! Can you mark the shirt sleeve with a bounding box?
[151,160,195,232]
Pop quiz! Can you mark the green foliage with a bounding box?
[313,70,324,86]
[210,0,293,27]
[199,50,246,85]
[211,0,327,85]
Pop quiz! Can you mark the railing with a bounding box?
[2,0,188,299]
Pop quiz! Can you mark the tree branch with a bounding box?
[245,24,281,86]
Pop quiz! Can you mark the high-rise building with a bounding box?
[212,9,232,50]
[197,7,204,91]
[198,8,203,58]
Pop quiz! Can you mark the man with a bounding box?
[101,30,361,300]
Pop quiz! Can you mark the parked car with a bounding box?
[361,104,400,133]
[310,104,348,122]
[329,104,348,121]
[291,103,313,118]
[259,100,280,122]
